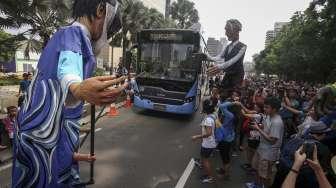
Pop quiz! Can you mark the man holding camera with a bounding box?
[246,97,284,188]
[274,122,334,188]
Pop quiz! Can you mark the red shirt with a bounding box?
[2,116,15,134]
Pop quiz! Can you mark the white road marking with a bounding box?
[175,158,195,188]
[0,162,13,172]
[79,127,102,138]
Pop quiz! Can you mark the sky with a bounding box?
[190,0,312,62]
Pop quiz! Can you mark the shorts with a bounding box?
[217,141,233,164]
[247,139,260,149]
[252,152,277,181]
[200,147,214,159]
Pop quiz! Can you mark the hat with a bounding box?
[308,121,331,134]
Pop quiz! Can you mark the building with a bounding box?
[274,22,288,36]
[265,22,288,47]
[265,30,275,47]
[165,0,171,18]
[141,0,166,15]
[207,37,228,56]
[15,51,40,73]
[244,61,255,76]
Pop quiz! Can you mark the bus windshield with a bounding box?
[139,43,197,82]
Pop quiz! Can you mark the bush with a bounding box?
[0,78,20,86]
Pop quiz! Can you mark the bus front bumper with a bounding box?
[133,96,195,115]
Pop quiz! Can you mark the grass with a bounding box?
[0,79,20,86]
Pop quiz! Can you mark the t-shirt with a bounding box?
[257,114,284,161]
[2,117,15,139]
[19,80,31,95]
[249,113,264,140]
[201,114,217,149]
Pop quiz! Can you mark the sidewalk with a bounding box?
[0,85,19,113]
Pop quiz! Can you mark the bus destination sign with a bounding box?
[150,33,183,41]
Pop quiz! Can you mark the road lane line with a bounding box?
[175,158,195,188]
[80,128,102,138]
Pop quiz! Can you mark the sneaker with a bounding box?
[245,182,257,188]
[199,174,208,180]
[200,176,215,184]
[245,182,263,188]
[194,158,203,169]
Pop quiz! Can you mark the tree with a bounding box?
[170,0,199,29]
[0,30,17,62]
[0,0,72,58]
[254,0,336,84]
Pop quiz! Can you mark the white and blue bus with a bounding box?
[126,29,208,114]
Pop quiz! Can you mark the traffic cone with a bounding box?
[108,102,119,117]
[124,94,132,108]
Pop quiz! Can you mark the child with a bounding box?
[192,99,217,183]
[2,106,17,146]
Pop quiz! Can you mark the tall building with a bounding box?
[165,0,171,18]
[244,61,255,76]
[207,37,228,56]
[265,30,275,47]
[274,22,288,36]
[265,22,288,47]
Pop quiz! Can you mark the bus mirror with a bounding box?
[125,51,132,71]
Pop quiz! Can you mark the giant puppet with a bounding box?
[12,0,124,187]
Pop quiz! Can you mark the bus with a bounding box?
[126,29,208,114]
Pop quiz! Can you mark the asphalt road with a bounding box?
[0,106,253,188]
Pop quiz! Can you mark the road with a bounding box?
[0,106,253,188]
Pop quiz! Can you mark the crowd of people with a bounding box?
[193,75,336,188]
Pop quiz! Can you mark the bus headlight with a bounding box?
[184,97,195,103]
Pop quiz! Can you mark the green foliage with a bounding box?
[254,0,336,84]
[0,0,72,59]
[170,0,199,29]
[0,75,20,86]
[0,30,17,62]
[94,68,106,76]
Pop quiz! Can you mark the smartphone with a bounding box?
[303,142,315,160]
